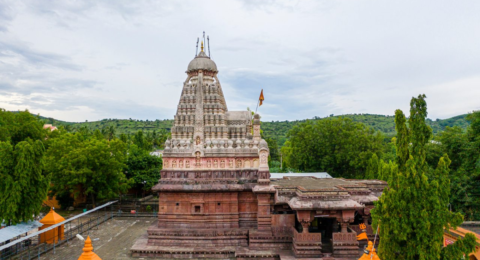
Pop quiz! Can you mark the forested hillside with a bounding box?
[262,114,469,146]
[37,113,469,146]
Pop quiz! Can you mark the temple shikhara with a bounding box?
[131,39,387,259]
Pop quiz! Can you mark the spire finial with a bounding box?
[78,236,102,260]
[201,41,204,52]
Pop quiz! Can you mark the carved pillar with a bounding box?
[296,211,314,233]
[340,222,349,233]
[332,209,359,258]
[256,193,273,232]
[253,114,261,141]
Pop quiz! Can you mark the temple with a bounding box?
[131,39,387,259]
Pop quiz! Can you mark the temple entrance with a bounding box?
[309,217,337,253]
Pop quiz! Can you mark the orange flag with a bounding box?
[357,232,368,241]
[259,89,265,106]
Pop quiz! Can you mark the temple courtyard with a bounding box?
[40,218,152,260]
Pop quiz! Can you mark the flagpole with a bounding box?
[255,99,260,114]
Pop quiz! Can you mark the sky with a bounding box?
[1,0,480,122]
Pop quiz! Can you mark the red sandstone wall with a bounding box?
[238,192,258,228]
[158,192,257,229]
[271,214,295,228]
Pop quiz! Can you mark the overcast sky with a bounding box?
[1,0,479,122]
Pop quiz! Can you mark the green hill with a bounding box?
[39,116,173,135]
[261,114,469,146]
[36,113,469,146]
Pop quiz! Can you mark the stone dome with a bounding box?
[187,51,218,73]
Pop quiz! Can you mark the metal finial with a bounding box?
[203,31,205,48]
[195,37,199,57]
[207,35,211,58]
[201,41,204,52]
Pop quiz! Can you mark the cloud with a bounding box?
[0,40,82,71]
[0,0,479,122]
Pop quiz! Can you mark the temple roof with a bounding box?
[40,208,66,225]
[270,177,387,210]
[187,50,217,73]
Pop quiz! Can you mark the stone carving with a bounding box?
[196,136,201,145]
[236,159,242,168]
[207,160,211,168]
[253,159,259,167]
[186,161,190,168]
[220,160,225,168]
[172,160,177,168]
[229,160,233,168]
[164,160,169,168]
[213,160,218,168]
[179,160,183,168]
[260,152,268,165]
[245,160,250,168]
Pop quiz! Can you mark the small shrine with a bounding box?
[78,236,102,260]
[39,208,65,244]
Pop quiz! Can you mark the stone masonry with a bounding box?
[130,39,387,260]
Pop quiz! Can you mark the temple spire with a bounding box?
[78,236,101,260]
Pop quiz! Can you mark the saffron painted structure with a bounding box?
[39,208,65,244]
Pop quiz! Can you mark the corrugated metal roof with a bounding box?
[270,172,332,179]
[0,221,43,244]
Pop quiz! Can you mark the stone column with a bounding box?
[340,222,349,233]
[296,211,314,233]
[253,114,261,141]
[256,193,273,232]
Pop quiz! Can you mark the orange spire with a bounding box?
[40,207,65,225]
[358,241,381,260]
[78,236,102,260]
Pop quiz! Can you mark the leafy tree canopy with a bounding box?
[281,117,384,178]
[45,132,131,207]
[125,144,162,191]
[0,140,50,225]
[371,95,476,260]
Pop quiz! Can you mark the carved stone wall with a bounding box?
[292,228,322,258]
[157,192,241,229]
[332,231,359,258]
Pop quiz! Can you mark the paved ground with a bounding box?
[40,218,154,260]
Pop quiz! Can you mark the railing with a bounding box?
[293,228,321,242]
[0,202,158,260]
[332,232,357,242]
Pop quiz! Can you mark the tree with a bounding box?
[371,95,476,260]
[133,130,151,151]
[281,117,383,178]
[0,140,50,225]
[439,112,480,220]
[365,154,380,179]
[0,109,46,146]
[45,133,131,207]
[124,145,162,192]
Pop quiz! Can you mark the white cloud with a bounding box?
[0,0,479,122]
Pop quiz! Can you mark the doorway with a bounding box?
[309,217,337,253]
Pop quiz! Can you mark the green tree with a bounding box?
[371,95,476,260]
[45,133,131,207]
[0,109,46,146]
[0,140,50,225]
[282,117,383,178]
[133,130,151,151]
[124,145,162,192]
[365,153,380,179]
